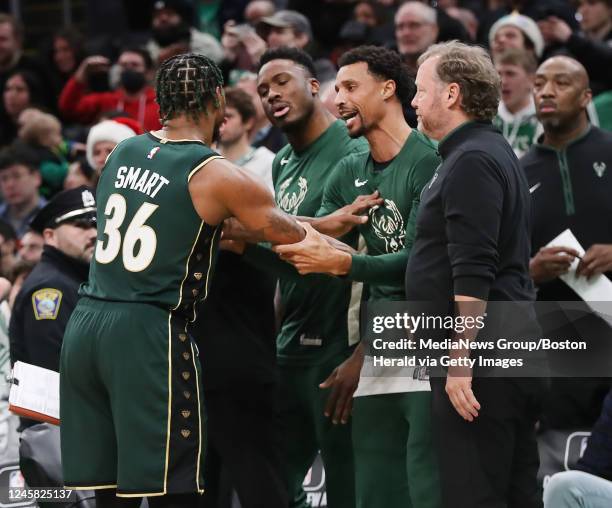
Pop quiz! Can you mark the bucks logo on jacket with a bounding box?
[369,199,405,252]
[277,176,308,215]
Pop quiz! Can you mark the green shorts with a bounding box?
[59,297,205,497]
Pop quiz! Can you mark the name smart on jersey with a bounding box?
[113,166,170,198]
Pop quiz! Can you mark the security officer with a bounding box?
[9,186,96,374]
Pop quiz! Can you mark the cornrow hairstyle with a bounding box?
[155,53,224,123]
[258,46,317,78]
[338,45,416,108]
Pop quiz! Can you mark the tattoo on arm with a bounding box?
[234,209,305,245]
[262,210,305,244]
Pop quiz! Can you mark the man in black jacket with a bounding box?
[407,41,544,508]
[521,56,612,430]
[9,186,96,374]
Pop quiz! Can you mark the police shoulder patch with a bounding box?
[32,288,63,320]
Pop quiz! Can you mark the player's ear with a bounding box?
[309,77,320,96]
[381,79,396,101]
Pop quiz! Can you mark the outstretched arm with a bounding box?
[189,158,305,245]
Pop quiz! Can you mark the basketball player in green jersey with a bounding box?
[239,47,369,508]
[276,46,442,508]
[59,54,306,508]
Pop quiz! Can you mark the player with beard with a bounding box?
[59,53,307,508]
[241,46,369,508]
[274,45,442,508]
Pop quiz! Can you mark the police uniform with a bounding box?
[9,186,96,374]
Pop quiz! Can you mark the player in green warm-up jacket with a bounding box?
[237,46,370,508]
[275,46,442,508]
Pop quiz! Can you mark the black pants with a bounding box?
[431,377,544,508]
[200,382,287,508]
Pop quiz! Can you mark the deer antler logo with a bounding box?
[369,199,405,253]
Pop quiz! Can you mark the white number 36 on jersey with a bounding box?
[95,193,159,272]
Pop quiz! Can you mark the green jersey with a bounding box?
[318,130,440,301]
[271,120,367,365]
[493,102,540,158]
[83,133,222,320]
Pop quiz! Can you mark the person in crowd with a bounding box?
[221,9,313,78]
[18,229,43,264]
[521,55,612,432]
[244,0,276,25]
[446,6,479,41]
[85,117,139,180]
[59,47,161,131]
[394,2,439,73]
[63,157,96,190]
[537,0,612,96]
[0,220,17,278]
[406,41,543,508]
[274,45,442,508]
[17,108,76,197]
[543,388,612,507]
[575,0,612,44]
[493,48,540,157]
[0,146,46,238]
[0,14,49,115]
[217,87,274,192]
[257,10,313,50]
[234,71,286,153]
[354,0,391,29]
[220,21,268,79]
[7,259,34,310]
[0,70,45,146]
[0,263,19,463]
[146,0,223,65]
[489,13,544,60]
[41,28,85,108]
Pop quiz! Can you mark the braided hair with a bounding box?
[155,53,224,123]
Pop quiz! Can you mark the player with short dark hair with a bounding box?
[274,45,442,508]
[59,53,305,508]
[258,46,317,78]
[238,45,370,508]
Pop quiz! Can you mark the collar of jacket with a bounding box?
[41,245,90,281]
[534,124,592,152]
[437,120,495,160]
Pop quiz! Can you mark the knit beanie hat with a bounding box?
[86,119,138,168]
[489,14,544,58]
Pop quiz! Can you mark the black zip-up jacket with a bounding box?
[404,122,540,374]
[405,121,536,305]
[9,245,89,372]
[521,125,612,302]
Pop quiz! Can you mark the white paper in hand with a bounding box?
[8,361,59,424]
[546,229,612,325]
